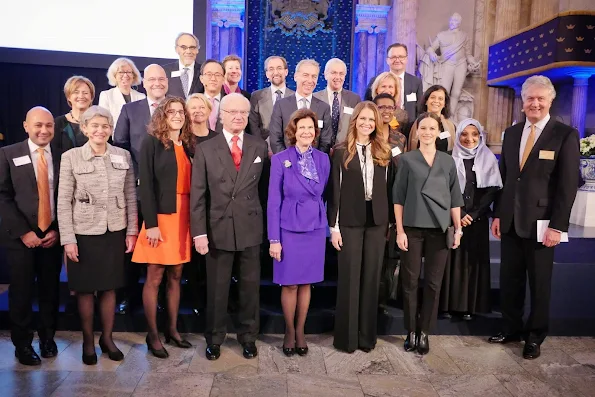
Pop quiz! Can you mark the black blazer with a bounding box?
[190,133,269,251]
[162,61,204,99]
[0,140,61,247]
[327,147,389,228]
[138,134,192,229]
[494,119,580,239]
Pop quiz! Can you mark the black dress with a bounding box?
[439,158,498,314]
[54,115,87,153]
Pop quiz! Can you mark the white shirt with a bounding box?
[270,84,287,106]
[28,139,55,221]
[326,87,342,116]
[392,71,405,107]
[178,60,195,96]
[204,92,222,117]
[356,142,374,201]
[147,97,161,116]
[295,92,313,109]
[222,129,244,151]
[519,113,550,164]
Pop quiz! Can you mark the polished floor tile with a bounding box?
[382,341,463,375]
[50,371,143,397]
[132,372,214,397]
[322,345,394,378]
[442,346,525,375]
[0,370,70,397]
[495,373,562,397]
[209,373,287,397]
[187,335,258,375]
[257,335,326,375]
[287,373,363,397]
[358,374,439,397]
[428,374,513,397]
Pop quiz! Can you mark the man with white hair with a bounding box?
[191,93,269,361]
[162,32,204,98]
[313,58,361,146]
[269,59,332,153]
[488,75,579,360]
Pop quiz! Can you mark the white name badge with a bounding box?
[406,93,417,102]
[13,155,31,166]
[318,120,324,128]
[343,106,354,115]
[110,154,125,164]
[391,147,401,157]
[439,131,451,140]
[171,70,181,78]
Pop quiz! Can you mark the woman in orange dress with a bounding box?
[133,97,195,358]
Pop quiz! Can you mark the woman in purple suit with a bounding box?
[268,109,330,357]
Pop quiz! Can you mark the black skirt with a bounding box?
[67,230,127,293]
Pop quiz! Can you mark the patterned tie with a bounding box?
[520,124,535,170]
[231,136,242,171]
[180,67,190,98]
[331,92,340,142]
[36,148,51,232]
[275,90,282,103]
[208,97,218,130]
[299,98,308,109]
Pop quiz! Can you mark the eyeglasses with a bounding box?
[388,55,407,61]
[202,72,224,80]
[177,45,199,52]
[166,109,185,116]
[117,71,134,76]
[377,105,396,111]
[146,77,167,83]
[266,66,286,73]
[221,109,249,117]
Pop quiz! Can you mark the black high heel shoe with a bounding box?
[282,345,296,357]
[146,334,169,359]
[417,332,430,355]
[296,346,309,356]
[82,344,97,365]
[404,332,417,352]
[164,333,192,349]
[99,336,124,361]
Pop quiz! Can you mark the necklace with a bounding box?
[69,111,80,123]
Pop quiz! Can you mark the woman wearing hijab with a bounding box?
[440,118,502,320]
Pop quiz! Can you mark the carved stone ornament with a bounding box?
[355,5,390,34]
[212,0,245,29]
[269,0,332,37]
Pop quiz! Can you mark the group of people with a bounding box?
[0,32,580,367]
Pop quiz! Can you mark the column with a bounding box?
[354,4,390,98]
[211,0,245,81]
[530,0,559,25]
[389,0,418,75]
[512,85,523,125]
[570,73,592,138]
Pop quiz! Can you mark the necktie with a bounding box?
[181,67,190,98]
[396,76,403,108]
[331,92,340,143]
[150,102,158,115]
[299,98,308,109]
[520,124,535,170]
[36,148,51,232]
[275,90,282,104]
[231,136,242,171]
[208,97,218,130]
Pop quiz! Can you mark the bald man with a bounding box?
[0,107,63,365]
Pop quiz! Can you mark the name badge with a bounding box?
[13,155,31,166]
[439,131,451,140]
[406,93,417,102]
[391,147,401,157]
[318,120,324,128]
[110,154,125,164]
[171,70,181,78]
[343,106,354,115]
[539,150,555,160]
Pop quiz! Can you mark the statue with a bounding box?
[418,13,480,117]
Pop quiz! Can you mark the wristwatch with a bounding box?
[455,228,463,236]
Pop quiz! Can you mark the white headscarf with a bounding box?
[452,118,503,194]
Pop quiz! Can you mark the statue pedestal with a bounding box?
[570,190,595,227]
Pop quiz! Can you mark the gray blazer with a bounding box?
[313,88,361,145]
[248,86,295,140]
[57,142,138,245]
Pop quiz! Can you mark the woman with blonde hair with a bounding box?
[370,72,409,129]
[55,76,96,152]
[328,101,391,353]
[99,57,145,127]
[186,93,217,144]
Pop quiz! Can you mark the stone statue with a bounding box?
[418,13,480,117]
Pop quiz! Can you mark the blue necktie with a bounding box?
[331,92,340,145]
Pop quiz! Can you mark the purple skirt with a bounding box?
[273,227,326,285]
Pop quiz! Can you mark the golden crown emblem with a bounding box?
[586,49,593,54]
[523,39,527,43]
[587,25,594,30]
[529,58,533,62]
[520,60,525,64]
[543,42,548,47]
[534,46,538,51]
[514,62,518,66]
[530,37,535,41]
[504,57,508,61]
[556,37,565,42]
[539,34,544,38]
[549,29,554,34]
[516,42,520,46]
[576,37,584,41]
[507,65,510,68]
[564,48,574,53]
[547,52,553,56]
[525,49,530,53]
[538,55,543,59]
[511,54,515,58]
[508,46,512,50]
[518,51,522,55]
[566,24,575,29]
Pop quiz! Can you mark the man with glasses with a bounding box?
[191,93,269,361]
[163,32,204,99]
[199,60,226,133]
[248,56,294,143]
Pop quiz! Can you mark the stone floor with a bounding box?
[1,332,595,396]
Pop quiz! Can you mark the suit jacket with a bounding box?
[494,119,580,239]
[267,148,330,241]
[0,140,61,247]
[138,135,192,229]
[313,89,361,145]
[269,95,333,154]
[98,87,146,128]
[113,98,152,178]
[327,147,389,228]
[249,87,295,140]
[190,133,269,251]
[162,61,204,98]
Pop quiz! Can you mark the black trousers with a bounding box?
[500,227,554,344]
[185,249,207,310]
[7,244,62,348]
[401,227,449,333]
[334,222,387,352]
[205,245,260,345]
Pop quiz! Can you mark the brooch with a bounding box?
[283,160,292,168]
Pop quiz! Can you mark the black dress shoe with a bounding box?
[145,335,169,359]
[282,345,296,357]
[523,342,541,360]
[488,332,522,344]
[462,314,473,321]
[296,346,308,356]
[117,299,129,315]
[206,344,221,360]
[417,332,430,355]
[164,333,192,348]
[404,332,417,352]
[242,342,258,359]
[15,346,41,366]
[439,312,452,319]
[99,337,124,361]
[39,339,58,358]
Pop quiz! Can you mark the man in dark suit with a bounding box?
[191,93,269,361]
[313,58,361,146]
[248,55,295,143]
[0,107,62,365]
[162,32,204,99]
[269,59,332,154]
[199,60,226,134]
[489,75,580,360]
[113,63,168,313]
[364,43,423,137]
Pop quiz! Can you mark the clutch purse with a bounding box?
[446,226,455,249]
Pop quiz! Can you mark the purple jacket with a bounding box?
[267,147,330,241]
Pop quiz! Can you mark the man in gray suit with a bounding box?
[199,60,226,134]
[269,59,332,154]
[162,32,204,99]
[248,56,295,143]
[313,58,361,146]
